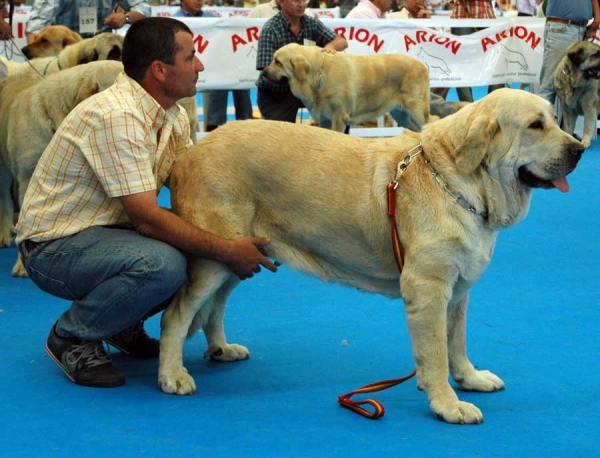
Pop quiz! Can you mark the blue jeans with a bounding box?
[21,226,187,341]
[537,21,587,105]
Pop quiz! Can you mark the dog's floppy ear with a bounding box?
[290,55,310,82]
[63,30,82,48]
[453,115,498,174]
[567,45,586,68]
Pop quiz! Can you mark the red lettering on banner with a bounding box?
[156,12,170,16]
[17,22,24,38]
[333,27,384,53]
[193,34,209,54]
[231,27,260,53]
[481,26,541,52]
[404,30,461,54]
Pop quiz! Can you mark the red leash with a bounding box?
[337,145,422,420]
[338,370,417,419]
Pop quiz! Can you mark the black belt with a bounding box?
[546,16,589,27]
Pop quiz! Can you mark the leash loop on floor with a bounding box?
[338,370,417,419]
[337,145,422,420]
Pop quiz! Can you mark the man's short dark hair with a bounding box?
[122,17,194,82]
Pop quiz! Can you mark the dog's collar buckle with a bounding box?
[391,143,423,189]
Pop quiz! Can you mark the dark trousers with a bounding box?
[257,88,305,123]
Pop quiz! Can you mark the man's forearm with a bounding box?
[131,204,233,263]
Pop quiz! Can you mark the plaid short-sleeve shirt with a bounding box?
[256,12,339,92]
[451,0,496,19]
[15,73,193,244]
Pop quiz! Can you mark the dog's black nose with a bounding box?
[21,47,32,60]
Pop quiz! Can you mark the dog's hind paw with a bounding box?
[11,258,28,278]
[158,369,196,395]
[455,369,505,392]
[432,400,484,425]
[205,343,250,362]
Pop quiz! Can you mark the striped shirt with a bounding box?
[450,0,496,18]
[256,12,339,91]
[15,73,193,245]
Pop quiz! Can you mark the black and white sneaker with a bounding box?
[45,323,125,388]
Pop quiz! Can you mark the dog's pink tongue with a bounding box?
[552,176,570,193]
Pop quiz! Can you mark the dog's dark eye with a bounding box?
[529,120,543,130]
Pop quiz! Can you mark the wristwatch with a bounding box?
[125,13,131,24]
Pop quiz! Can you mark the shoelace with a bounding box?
[65,341,111,368]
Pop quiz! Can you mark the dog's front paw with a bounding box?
[204,343,250,362]
[582,137,591,149]
[431,399,484,424]
[158,368,196,395]
[456,370,505,392]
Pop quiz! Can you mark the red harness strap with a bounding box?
[337,146,422,420]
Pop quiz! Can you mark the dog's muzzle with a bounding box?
[261,70,288,84]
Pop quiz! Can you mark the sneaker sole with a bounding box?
[44,342,126,388]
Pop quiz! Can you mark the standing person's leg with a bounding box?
[206,90,229,131]
[537,23,585,105]
[232,89,254,120]
[21,226,187,387]
[450,27,474,102]
[257,88,304,122]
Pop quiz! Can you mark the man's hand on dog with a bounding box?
[224,237,278,280]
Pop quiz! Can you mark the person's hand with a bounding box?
[222,237,278,280]
[586,20,600,40]
[416,7,431,18]
[0,17,11,40]
[322,45,338,54]
[103,12,126,30]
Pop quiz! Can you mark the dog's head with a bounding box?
[21,25,83,59]
[566,40,600,79]
[262,43,313,84]
[75,33,124,65]
[422,88,584,228]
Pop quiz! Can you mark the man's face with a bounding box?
[280,0,307,20]
[181,0,205,15]
[163,31,204,101]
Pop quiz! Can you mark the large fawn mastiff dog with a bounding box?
[159,89,583,424]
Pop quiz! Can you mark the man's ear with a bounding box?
[149,60,168,83]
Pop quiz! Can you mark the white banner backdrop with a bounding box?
[173,17,547,90]
[3,11,598,90]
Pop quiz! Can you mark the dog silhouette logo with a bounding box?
[417,48,451,75]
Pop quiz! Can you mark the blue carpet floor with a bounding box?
[1,89,599,457]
